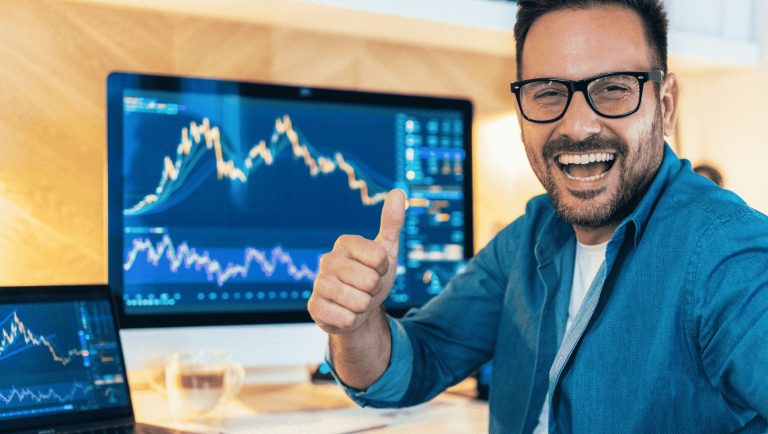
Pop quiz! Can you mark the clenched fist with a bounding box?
[308,189,406,335]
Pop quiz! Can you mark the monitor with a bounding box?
[0,285,133,432]
[107,72,473,369]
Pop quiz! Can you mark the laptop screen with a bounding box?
[0,285,134,432]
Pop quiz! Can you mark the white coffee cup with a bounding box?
[163,350,245,420]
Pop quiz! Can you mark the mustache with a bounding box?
[542,135,629,162]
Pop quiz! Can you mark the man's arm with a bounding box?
[307,189,406,390]
[325,315,413,406]
[691,210,768,418]
[328,306,390,389]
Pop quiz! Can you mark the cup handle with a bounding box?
[225,362,245,401]
[145,360,167,396]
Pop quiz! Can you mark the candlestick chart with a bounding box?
[0,301,129,421]
[115,87,470,315]
[120,95,398,313]
[125,115,388,217]
[0,310,88,366]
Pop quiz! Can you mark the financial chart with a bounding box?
[0,301,129,421]
[117,84,470,316]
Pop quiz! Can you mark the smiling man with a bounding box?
[514,3,675,247]
[307,1,768,433]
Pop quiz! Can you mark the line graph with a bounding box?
[123,234,319,287]
[0,311,88,366]
[125,115,388,216]
[0,382,92,407]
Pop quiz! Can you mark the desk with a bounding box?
[131,371,489,433]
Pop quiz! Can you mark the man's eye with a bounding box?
[596,84,631,94]
[610,85,630,92]
[533,90,567,101]
[591,76,638,99]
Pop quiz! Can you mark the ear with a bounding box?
[514,100,527,143]
[659,72,680,138]
[515,110,525,142]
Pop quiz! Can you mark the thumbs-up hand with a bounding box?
[308,189,406,335]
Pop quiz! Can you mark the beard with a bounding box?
[542,109,664,229]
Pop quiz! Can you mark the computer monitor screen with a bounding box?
[0,285,132,431]
[107,72,473,328]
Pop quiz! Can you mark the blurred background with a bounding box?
[0,0,766,284]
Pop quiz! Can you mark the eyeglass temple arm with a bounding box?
[647,70,665,83]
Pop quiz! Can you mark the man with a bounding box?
[307,0,768,432]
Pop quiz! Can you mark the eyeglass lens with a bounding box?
[519,74,642,122]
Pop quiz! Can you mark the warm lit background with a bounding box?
[0,0,766,285]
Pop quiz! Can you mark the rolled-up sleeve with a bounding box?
[325,315,413,406]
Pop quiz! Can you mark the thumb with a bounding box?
[375,189,406,255]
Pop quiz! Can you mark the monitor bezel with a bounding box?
[107,71,474,329]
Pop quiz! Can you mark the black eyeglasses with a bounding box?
[510,70,664,123]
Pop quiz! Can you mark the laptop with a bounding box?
[0,284,190,434]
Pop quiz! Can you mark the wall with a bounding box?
[0,0,515,284]
[0,1,766,285]
[673,0,768,213]
[675,67,768,213]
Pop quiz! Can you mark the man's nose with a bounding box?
[555,91,602,141]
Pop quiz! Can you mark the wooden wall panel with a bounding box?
[270,29,366,88]
[169,17,273,80]
[0,1,517,285]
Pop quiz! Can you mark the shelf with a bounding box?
[70,0,761,67]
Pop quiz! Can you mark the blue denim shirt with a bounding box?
[329,145,768,433]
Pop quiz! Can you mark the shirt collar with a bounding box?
[618,142,680,247]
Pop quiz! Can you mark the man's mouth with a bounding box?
[556,152,616,181]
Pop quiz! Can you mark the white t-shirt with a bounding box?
[532,240,607,434]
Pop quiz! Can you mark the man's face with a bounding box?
[518,6,669,230]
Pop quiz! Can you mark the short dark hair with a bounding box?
[514,0,668,80]
[693,163,724,187]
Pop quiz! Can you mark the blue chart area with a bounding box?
[124,115,389,217]
[124,234,321,286]
[120,91,469,313]
[121,94,396,312]
[0,307,87,368]
[0,383,91,416]
[0,302,129,420]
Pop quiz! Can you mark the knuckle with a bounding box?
[371,246,389,274]
[318,252,331,268]
[333,235,348,248]
[319,251,341,270]
[377,259,390,276]
[306,296,315,313]
[318,255,347,281]
[373,244,388,261]
[346,296,366,314]
[334,234,357,250]
[363,271,380,292]
[311,274,328,294]
[307,297,326,323]
[338,311,357,329]
[356,295,373,313]
[313,276,341,301]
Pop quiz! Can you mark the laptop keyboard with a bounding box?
[56,421,184,434]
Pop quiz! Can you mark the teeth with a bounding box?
[557,152,615,165]
[564,170,610,182]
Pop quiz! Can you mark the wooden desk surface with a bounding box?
[132,375,489,433]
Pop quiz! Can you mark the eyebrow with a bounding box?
[522,68,653,81]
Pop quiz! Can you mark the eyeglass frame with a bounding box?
[509,70,665,123]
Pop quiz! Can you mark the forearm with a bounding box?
[329,306,391,390]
